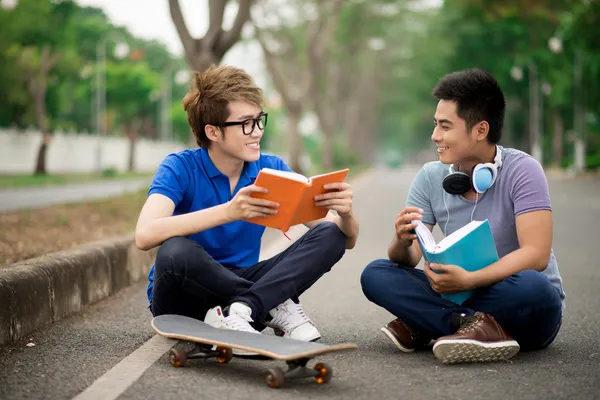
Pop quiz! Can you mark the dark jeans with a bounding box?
[360,259,563,351]
[150,221,347,326]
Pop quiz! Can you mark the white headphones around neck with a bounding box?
[442,145,503,195]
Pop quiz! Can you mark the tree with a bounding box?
[169,0,253,72]
[105,62,161,171]
[2,0,80,175]
[12,45,61,174]
[252,0,344,173]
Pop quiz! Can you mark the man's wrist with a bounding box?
[338,209,354,220]
[468,270,482,290]
[396,235,412,248]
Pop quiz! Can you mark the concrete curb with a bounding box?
[0,234,156,345]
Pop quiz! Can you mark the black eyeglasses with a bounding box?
[218,112,268,135]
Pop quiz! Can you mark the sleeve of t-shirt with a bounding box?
[147,154,190,207]
[406,165,436,226]
[510,156,552,216]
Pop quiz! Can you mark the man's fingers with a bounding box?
[403,206,424,214]
[247,197,279,208]
[315,199,350,208]
[323,182,350,191]
[243,185,269,194]
[402,213,422,224]
[248,206,278,216]
[315,190,352,201]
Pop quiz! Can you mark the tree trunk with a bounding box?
[286,106,303,174]
[35,132,51,175]
[169,0,251,72]
[126,119,142,172]
[33,94,49,175]
[189,52,220,73]
[552,109,564,168]
[20,45,60,176]
[169,0,252,144]
[128,131,137,172]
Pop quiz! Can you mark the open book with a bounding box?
[413,219,499,305]
[246,168,350,232]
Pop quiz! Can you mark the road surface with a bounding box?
[0,166,598,400]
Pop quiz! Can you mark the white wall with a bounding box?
[0,129,186,174]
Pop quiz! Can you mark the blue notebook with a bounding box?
[413,219,499,305]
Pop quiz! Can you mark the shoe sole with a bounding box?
[272,328,321,342]
[380,326,414,353]
[433,339,520,364]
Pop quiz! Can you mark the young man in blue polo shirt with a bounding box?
[135,65,359,345]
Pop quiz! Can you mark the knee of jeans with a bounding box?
[514,270,562,309]
[155,237,193,273]
[314,221,346,251]
[360,259,394,301]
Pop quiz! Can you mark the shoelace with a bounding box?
[272,302,311,330]
[225,312,257,333]
[456,314,483,334]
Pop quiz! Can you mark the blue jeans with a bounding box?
[360,259,563,351]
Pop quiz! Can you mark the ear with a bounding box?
[204,124,222,144]
[473,121,490,142]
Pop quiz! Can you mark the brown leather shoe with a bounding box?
[381,318,431,353]
[433,312,520,364]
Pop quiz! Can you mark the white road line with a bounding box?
[71,335,175,400]
[71,169,375,400]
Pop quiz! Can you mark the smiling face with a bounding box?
[206,100,264,162]
[432,100,488,166]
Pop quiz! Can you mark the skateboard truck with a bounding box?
[264,358,332,389]
[169,344,233,367]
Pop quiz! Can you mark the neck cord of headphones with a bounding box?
[443,188,480,237]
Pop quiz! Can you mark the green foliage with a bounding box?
[0,0,188,142]
[374,0,599,169]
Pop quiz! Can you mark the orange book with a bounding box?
[245,168,350,232]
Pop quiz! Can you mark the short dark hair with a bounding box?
[432,68,506,144]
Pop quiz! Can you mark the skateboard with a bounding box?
[151,314,358,388]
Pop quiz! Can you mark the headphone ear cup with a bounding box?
[443,171,472,195]
[472,164,496,193]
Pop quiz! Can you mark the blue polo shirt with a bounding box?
[145,147,293,302]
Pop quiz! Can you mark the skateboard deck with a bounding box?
[151,314,357,388]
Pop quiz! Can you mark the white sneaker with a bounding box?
[266,299,321,341]
[204,302,260,356]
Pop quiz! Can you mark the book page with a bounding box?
[259,168,308,183]
[435,220,485,252]
[413,220,437,252]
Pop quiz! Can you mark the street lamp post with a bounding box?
[95,37,129,172]
[528,62,543,164]
[511,63,543,164]
[548,36,586,173]
[159,68,189,142]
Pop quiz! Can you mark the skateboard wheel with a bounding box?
[264,367,285,388]
[314,362,332,384]
[169,348,187,368]
[216,347,233,364]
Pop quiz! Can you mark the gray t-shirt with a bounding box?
[406,146,566,306]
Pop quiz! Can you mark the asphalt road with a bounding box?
[1,166,599,400]
[0,179,151,213]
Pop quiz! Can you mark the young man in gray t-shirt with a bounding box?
[361,68,564,364]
